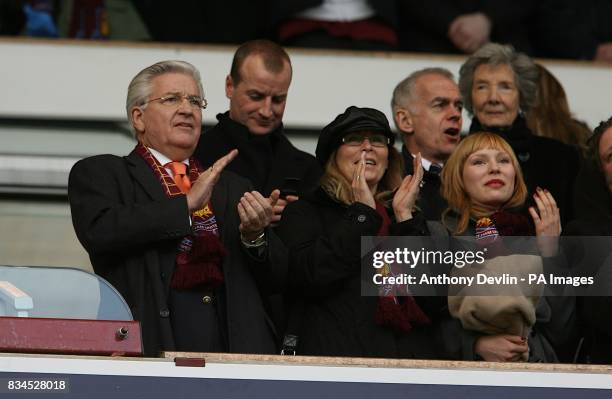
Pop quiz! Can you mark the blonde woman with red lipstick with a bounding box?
[275,106,446,358]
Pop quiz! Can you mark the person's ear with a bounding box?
[132,107,145,135]
[395,108,415,134]
[225,75,234,99]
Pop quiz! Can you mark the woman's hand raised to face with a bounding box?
[392,153,424,222]
[529,187,561,257]
[352,150,376,209]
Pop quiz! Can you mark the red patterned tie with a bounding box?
[166,162,191,193]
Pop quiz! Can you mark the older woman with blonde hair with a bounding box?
[276,106,445,358]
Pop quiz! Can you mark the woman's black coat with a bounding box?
[276,188,445,358]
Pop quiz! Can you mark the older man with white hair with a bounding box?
[69,60,285,356]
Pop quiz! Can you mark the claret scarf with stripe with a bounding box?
[136,143,226,290]
[373,202,430,332]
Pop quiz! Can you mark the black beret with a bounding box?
[315,106,395,166]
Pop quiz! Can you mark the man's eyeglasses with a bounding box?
[144,93,207,110]
[341,133,390,148]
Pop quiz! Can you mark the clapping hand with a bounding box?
[237,189,279,241]
[187,149,238,212]
[392,153,424,222]
[270,194,299,226]
[528,187,561,257]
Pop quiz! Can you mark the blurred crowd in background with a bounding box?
[2,0,612,62]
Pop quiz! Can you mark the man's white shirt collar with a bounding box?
[147,147,189,176]
[411,153,442,172]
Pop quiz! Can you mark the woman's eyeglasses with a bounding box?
[342,133,390,148]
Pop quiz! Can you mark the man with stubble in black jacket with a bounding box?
[194,40,321,226]
[194,41,321,345]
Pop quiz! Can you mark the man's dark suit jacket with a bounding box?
[402,146,448,221]
[69,150,286,356]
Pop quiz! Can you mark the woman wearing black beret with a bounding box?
[276,106,446,358]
